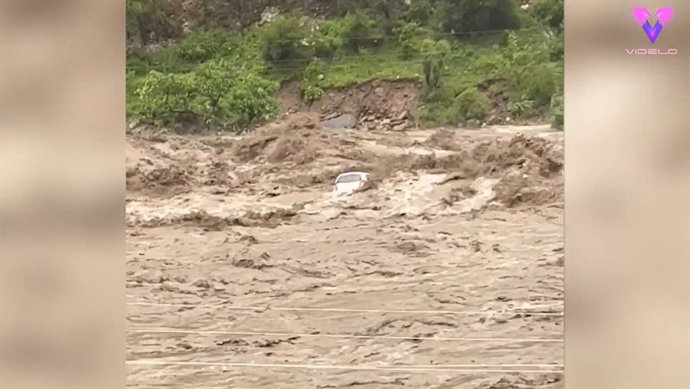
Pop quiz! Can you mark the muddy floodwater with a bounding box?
[126,115,564,388]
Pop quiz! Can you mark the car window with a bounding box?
[336,174,363,184]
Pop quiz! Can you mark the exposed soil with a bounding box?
[126,115,564,388]
[277,79,421,130]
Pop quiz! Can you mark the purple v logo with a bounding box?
[641,21,663,43]
[632,7,673,44]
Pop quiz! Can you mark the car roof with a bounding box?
[336,171,368,177]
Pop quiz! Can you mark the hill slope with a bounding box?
[126,0,563,131]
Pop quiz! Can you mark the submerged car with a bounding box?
[333,171,369,196]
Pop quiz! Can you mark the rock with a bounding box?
[392,122,408,132]
[321,113,356,129]
[467,119,481,128]
[323,112,340,120]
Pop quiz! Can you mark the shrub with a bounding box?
[550,91,564,130]
[455,87,492,121]
[508,97,536,118]
[220,72,280,129]
[396,22,419,59]
[420,38,450,90]
[405,0,434,25]
[309,19,346,60]
[548,29,564,61]
[126,0,184,46]
[173,30,237,63]
[133,71,196,125]
[301,59,327,103]
[260,12,311,67]
[342,12,384,53]
[193,60,279,128]
[434,0,520,35]
[549,66,564,129]
[531,0,564,31]
[131,61,279,131]
[496,31,561,113]
[521,62,560,107]
[414,103,462,128]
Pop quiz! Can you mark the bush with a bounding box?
[133,71,196,125]
[455,87,492,121]
[525,63,560,107]
[404,0,434,25]
[219,72,280,129]
[531,0,564,31]
[308,19,346,60]
[496,31,561,113]
[173,30,237,63]
[131,61,279,131]
[301,59,327,103]
[548,30,564,61]
[420,38,450,90]
[342,12,384,53]
[414,103,462,128]
[396,22,419,59]
[508,97,536,118]
[550,91,563,130]
[193,60,279,129]
[434,0,520,35]
[260,12,311,67]
[126,0,184,46]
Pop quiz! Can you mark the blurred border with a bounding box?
[1,0,688,388]
[0,1,125,389]
[565,0,689,388]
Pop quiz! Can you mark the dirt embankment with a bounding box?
[277,79,420,131]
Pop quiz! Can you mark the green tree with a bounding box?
[455,87,491,121]
[404,0,435,25]
[132,61,279,131]
[309,19,346,60]
[126,0,184,47]
[133,71,196,125]
[396,22,420,59]
[220,72,280,130]
[173,30,237,63]
[342,12,384,52]
[420,38,450,90]
[301,59,327,103]
[500,31,559,108]
[260,12,311,67]
[531,0,564,31]
[549,65,564,129]
[434,0,520,35]
[192,59,279,129]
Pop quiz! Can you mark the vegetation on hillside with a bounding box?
[127,0,564,132]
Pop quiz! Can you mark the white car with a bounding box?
[333,171,369,196]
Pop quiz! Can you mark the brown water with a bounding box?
[126,117,564,388]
